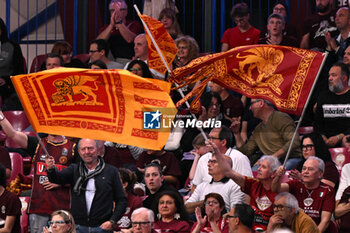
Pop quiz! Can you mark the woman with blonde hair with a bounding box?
[43,210,76,233]
[174,35,199,69]
[159,8,183,40]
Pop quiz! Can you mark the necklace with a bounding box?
[303,189,314,207]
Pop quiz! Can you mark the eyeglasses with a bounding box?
[273,7,286,12]
[272,204,291,211]
[178,46,188,50]
[250,100,262,105]
[120,8,128,11]
[204,200,219,205]
[208,136,221,140]
[226,214,238,219]
[48,221,69,225]
[208,159,218,165]
[301,144,314,151]
[131,221,152,227]
[89,50,99,54]
[129,68,142,72]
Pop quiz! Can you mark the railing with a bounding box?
[1,0,314,72]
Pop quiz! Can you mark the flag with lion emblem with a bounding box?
[169,44,326,116]
[11,68,177,150]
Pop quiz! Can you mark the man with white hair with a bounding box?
[266,192,319,233]
[212,139,280,232]
[129,207,155,233]
[272,157,335,232]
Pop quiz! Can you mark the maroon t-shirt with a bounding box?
[29,138,75,215]
[222,94,243,118]
[0,190,21,233]
[287,180,335,225]
[191,217,228,233]
[136,151,181,177]
[154,219,191,233]
[103,146,122,168]
[115,193,143,231]
[99,19,142,59]
[242,177,277,231]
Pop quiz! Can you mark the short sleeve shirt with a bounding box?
[287,180,335,225]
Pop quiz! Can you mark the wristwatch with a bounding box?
[0,114,4,121]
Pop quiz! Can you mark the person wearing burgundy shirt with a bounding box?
[272,157,335,232]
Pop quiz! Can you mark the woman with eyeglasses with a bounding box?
[126,60,153,79]
[152,190,191,233]
[173,36,199,69]
[289,132,339,189]
[43,210,76,233]
[191,193,228,233]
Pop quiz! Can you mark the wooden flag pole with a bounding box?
[134,5,209,140]
[282,52,328,167]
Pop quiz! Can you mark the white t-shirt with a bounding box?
[192,148,252,186]
[185,178,245,212]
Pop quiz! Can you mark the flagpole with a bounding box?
[282,52,328,167]
[134,5,209,141]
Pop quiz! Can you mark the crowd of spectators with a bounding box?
[1,0,350,233]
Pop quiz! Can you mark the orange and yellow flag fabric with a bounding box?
[139,14,178,74]
[169,45,326,116]
[11,68,177,150]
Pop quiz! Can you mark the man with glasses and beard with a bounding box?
[300,0,337,51]
[314,63,350,147]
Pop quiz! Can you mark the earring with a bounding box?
[174,213,180,220]
[157,213,162,220]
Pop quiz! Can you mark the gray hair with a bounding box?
[258,155,281,173]
[306,156,325,173]
[77,139,99,150]
[131,207,154,222]
[275,192,299,214]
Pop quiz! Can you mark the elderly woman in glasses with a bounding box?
[43,210,76,233]
[191,193,229,233]
[289,132,339,189]
[151,190,191,232]
[173,36,199,69]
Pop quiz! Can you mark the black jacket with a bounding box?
[47,162,127,227]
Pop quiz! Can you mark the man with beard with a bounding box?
[300,0,337,51]
[314,62,350,147]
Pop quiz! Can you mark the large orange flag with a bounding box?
[139,14,178,74]
[11,68,177,150]
[169,45,326,116]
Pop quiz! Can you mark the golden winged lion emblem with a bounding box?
[232,47,284,95]
[51,75,103,106]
